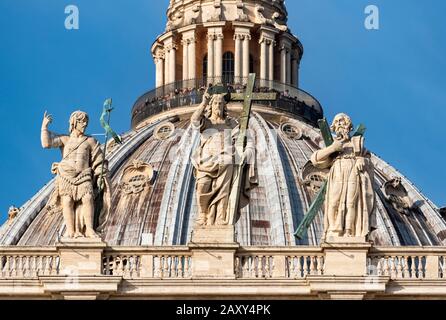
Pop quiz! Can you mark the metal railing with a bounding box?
[131,77,323,129]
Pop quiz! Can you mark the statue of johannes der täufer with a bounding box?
[41,111,110,239]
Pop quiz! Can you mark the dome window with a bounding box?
[281,123,303,140]
[154,122,176,140]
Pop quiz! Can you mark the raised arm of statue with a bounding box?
[41,111,64,149]
[312,139,343,166]
[191,87,212,128]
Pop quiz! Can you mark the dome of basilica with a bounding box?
[1,0,444,249]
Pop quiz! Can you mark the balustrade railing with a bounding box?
[0,249,59,278]
[1,246,446,282]
[131,77,323,129]
[287,254,325,278]
[235,247,324,279]
[367,248,446,280]
[102,247,192,279]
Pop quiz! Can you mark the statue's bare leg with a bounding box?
[61,196,75,238]
[82,194,100,238]
[74,204,84,238]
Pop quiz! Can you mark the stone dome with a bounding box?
[1,0,444,248]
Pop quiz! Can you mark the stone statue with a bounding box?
[310,113,376,240]
[191,88,257,226]
[7,206,20,225]
[41,111,111,239]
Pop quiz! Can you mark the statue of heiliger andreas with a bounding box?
[310,113,376,240]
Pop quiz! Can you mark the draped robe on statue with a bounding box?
[311,135,376,238]
[191,117,257,225]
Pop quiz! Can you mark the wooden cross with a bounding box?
[226,73,278,225]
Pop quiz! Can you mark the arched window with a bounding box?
[222,51,234,84]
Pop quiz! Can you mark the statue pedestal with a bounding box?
[189,225,239,279]
[322,236,372,277]
[191,225,236,244]
[57,237,106,276]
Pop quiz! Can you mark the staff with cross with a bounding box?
[225,73,278,225]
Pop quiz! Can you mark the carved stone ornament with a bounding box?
[120,160,154,195]
[235,0,249,22]
[154,122,176,140]
[166,9,184,31]
[382,177,413,215]
[255,5,288,32]
[7,206,20,225]
[301,161,328,193]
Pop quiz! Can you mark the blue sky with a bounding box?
[0,0,444,223]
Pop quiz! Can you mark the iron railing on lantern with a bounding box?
[130,77,323,129]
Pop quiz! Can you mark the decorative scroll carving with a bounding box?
[235,0,249,22]
[209,0,222,22]
[382,177,414,215]
[255,5,288,32]
[166,8,184,31]
[120,160,154,195]
[186,4,201,25]
[301,161,329,194]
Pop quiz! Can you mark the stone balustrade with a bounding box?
[235,247,324,279]
[102,247,192,279]
[2,245,446,299]
[367,247,446,280]
[0,248,59,278]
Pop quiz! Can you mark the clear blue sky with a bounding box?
[0,0,445,223]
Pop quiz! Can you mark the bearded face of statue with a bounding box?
[69,111,89,134]
[331,114,353,141]
[211,95,226,119]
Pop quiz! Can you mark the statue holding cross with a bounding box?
[295,113,377,242]
[191,74,276,227]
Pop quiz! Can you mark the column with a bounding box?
[259,38,267,85]
[214,32,223,84]
[164,48,170,85]
[242,35,250,81]
[280,46,287,84]
[234,34,242,84]
[182,39,189,81]
[207,33,215,84]
[155,56,164,88]
[268,41,275,81]
[169,45,176,85]
[260,39,267,79]
[292,57,299,87]
[188,36,196,81]
[286,50,291,85]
